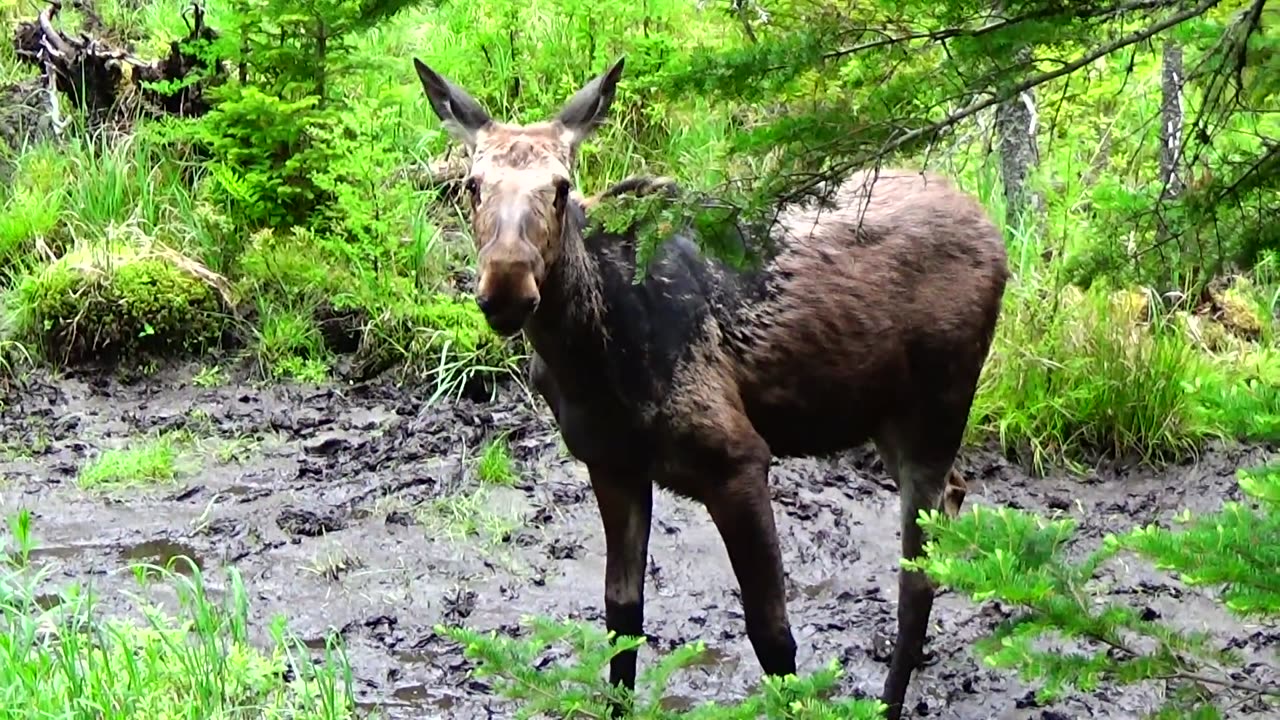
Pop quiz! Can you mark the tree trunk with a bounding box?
[996,44,1042,234]
[1159,41,1185,198]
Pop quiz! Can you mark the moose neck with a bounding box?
[522,201,612,378]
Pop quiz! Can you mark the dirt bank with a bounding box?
[0,363,1275,719]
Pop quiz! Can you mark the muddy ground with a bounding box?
[0,363,1276,719]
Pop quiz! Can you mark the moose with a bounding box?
[412,55,1009,719]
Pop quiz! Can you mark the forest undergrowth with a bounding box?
[0,0,1275,470]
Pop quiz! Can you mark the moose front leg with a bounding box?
[587,463,654,698]
[702,438,798,679]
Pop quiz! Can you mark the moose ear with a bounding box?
[413,58,493,150]
[555,56,625,152]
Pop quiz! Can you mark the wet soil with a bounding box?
[1,363,1276,719]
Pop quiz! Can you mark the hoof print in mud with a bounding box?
[384,510,415,526]
[303,433,364,456]
[276,507,345,537]
[441,588,478,624]
[546,536,582,560]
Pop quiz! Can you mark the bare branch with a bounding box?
[38,0,74,59]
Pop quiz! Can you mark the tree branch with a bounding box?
[785,0,1226,203]
[786,0,1188,71]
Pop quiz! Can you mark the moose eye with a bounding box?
[464,177,480,202]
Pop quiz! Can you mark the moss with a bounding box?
[7,243,231,365]
[1212,280,1266,339]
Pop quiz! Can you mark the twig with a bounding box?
[38,0,73,58]
[42,57,68,136]
[1161,670,1280,699]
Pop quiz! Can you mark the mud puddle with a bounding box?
[0,362,1275,719]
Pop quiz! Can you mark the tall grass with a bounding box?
[1,510,359,718]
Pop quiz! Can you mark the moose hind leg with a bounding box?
[879,454,959,720]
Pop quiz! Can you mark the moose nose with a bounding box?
[475,294,538,317]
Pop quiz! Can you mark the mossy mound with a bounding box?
[7,241,234,365]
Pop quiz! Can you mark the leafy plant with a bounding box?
[907,462,1280,718]
[440,617,887,719]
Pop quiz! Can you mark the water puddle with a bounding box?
[119,538,204,575]
[393,684,460,709]
[355,685,463,716]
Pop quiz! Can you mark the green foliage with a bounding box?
[667,0,1280,291]
[0,186,60,280]
[0,510,357,718]
[1121,463,1280,616]
[251,302,332,381]
[439,617,887,719]
[77,433,185,490]
[970,283,1201,472]
[908,462,1280,717]
[0,0,1277,467]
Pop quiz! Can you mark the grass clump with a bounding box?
[1,510,357,719]
[251,303,332,382]
[355,288,523,400]
[477,434,516,486]
[5,236,231,366]
[970,278,1280,474]
[77,433,187,490]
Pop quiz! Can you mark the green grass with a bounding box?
[416,487,521,548]
[1,510,358,719]
[77,433,187,490]
[476,434,517,486]
[968,259,1280,474]
[193,363,228,387]
[0,0,1275,476]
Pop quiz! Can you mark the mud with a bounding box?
[0,363,1276,719]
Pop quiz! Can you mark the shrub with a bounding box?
[440,617,887,719]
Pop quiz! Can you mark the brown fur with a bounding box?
[413,56,1008,720]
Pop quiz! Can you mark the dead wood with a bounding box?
[9,0,224,135]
